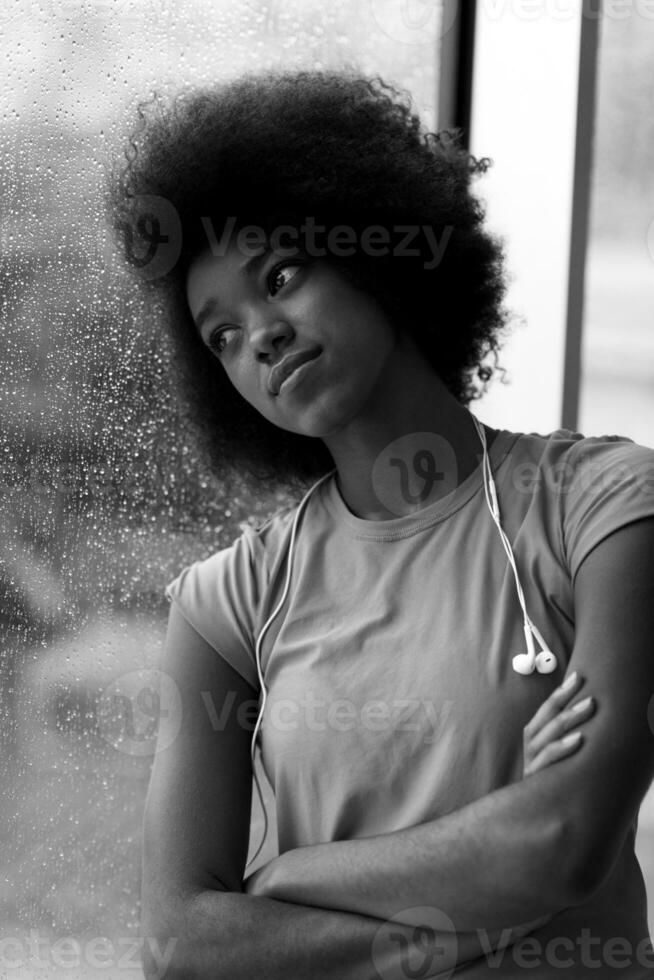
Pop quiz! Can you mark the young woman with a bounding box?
[111,69,654,978]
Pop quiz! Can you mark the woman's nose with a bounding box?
[250,318,295,359]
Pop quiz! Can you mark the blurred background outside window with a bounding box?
[580,11,654,450]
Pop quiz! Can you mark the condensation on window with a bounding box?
[0,2,443,976]
[580,13,654,449]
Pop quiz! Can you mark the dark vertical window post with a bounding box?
[561,0,602,430]
[437,1,478,147]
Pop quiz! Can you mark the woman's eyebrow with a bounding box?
[195,298,221,335]
[239,243,273,280]
[194,246,273,334]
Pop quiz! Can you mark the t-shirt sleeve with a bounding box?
[559,435,654,586]
[165,529,262,693]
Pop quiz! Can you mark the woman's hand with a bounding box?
[523,670,596,777]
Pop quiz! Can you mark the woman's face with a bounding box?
[185,239,400,439]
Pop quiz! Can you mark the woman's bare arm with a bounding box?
[147,887,548,980]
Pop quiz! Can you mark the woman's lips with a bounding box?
[278,352,321,396]
[269,347,322,396]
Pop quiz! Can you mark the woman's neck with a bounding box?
[321,336,495,521]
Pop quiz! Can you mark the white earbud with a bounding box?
[513,626,558,676]
[535,649,557,674]
[512,651,537,675]
[513,648,558,675]
[513,623,537,675]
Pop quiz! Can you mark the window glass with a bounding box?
[580,14,654,450]
[0,2,442,973]
[579,10,654,931]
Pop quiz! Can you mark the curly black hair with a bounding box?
[108,67,511,491]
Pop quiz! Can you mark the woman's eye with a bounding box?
[267,262,304,296]
[208,327,235,356]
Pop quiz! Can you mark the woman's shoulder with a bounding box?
[168,475,334,600]
[498,425,654,584]
[492,424,654,517]
[238,485,327,569]
[498,425,654,478]
[238,500,300,565]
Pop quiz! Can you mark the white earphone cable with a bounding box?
[473,417,553,662]
[245,467,336,873]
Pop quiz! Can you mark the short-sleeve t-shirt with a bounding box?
[165,427,654,972]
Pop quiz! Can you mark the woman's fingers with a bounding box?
[522,671,598,777]
[527,694,596,760]
[523,670,584,741]
[524,731,584,776]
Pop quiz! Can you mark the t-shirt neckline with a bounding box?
[320,427,520,540]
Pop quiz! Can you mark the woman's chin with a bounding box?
[267,399,344,441]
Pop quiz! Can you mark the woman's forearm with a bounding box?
[146,887,517,980]
[246,772,573,932]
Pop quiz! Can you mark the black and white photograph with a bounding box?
[1,1,654,977]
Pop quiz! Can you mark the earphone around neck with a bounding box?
[472,416,558,677]
[246,467,336,873]
[244,416,557,873]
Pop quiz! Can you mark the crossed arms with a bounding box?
[142,517,654,978]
